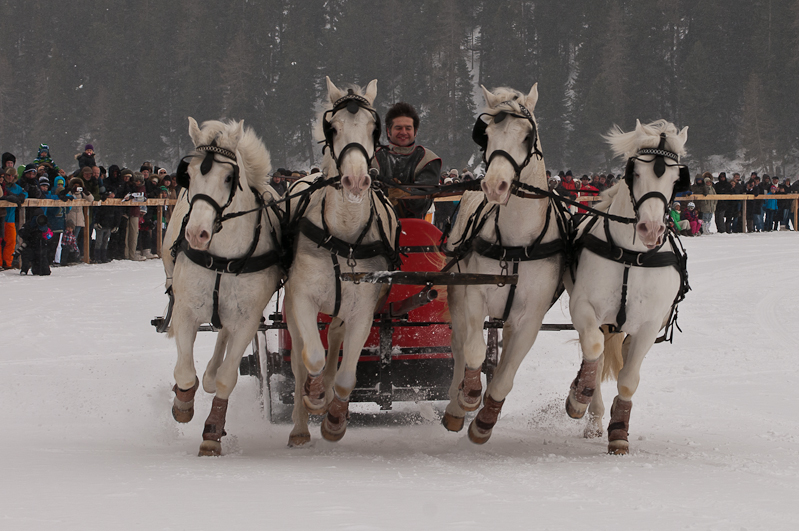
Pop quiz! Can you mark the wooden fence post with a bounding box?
[83,205,91,263]
[157,205,163,257]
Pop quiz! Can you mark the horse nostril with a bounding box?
[497,181,509,193]
[342,176,352,189]
[199,230,210,241]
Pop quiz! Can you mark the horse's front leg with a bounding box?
[566,299,605,419]
[197,322,259,457]
[443,285,486,431]
[286,294,328,416]
[468,314,542,444]
[608,327,657,455]
[320,313,372,442]
[171,309,200,423]
[285,296,312,447]
[202,327,230,393]
[324,318,345,402]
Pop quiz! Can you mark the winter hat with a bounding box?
[120,168,133,178]
[69,177,85,189]
[687,202,695,208]
[580,175,590,181]
[133,171,144,182]
[444,177,454,185]
[159,185,168,193]
[38,176,50,186]
[24,163,37,174]
[565,170,573,177]
[672,202,681,208]
[1,152,15,166]
[85,144,94,151]
[38,144,49,155]
[54,176,66,188]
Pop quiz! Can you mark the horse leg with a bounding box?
[455,290,489,413]
[202,327,230,394]
[608,330,655,455]
[320,316,371,442]
[566,304,605,419]
[287,296,328,415]
[197,323,260,457]
[172,315,200,423]
[324,318,345,403]
[584,354,605,438]
[468,319,540,444]
[442,307,467,432]
[285,298,311,447]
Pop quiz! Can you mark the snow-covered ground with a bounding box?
[2,232,798,530]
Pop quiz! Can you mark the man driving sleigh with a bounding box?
[372,102,442,219]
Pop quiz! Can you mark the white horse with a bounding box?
[564,119,690,454]
[162,118,283,456]
[441,85,566,444]
[284,77,399,446]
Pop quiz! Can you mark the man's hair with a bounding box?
[385,102,419,131]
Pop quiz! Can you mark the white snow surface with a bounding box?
[2,233,798,530]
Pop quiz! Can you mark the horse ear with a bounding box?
[364,79,378,105]
[480,85,500,108]
[188,117,202,147]
[231,120,245,145]
[326,76,344,104]
[678,125,689,146]
[525,83,538,111]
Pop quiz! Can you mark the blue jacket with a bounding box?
[2,182,27,223]
[43,191,68,232]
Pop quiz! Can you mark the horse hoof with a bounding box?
[198,440,222,457]
[288,433,311,447]
[302,395,328,416]
[608,440,629,455]
[320,420,346,442]
[565,395,588,419]
[441,412,465,432]
[467,419,492,445]
[172,404,194,423]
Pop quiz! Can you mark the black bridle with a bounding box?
[321,90,382,179]
[179,143,242,234]
[472,101,543,188]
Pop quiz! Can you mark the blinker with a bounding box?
[494,112,508,124]
[201,150,215,175]
[346,100,360,114]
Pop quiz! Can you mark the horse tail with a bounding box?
[600,325,625,382]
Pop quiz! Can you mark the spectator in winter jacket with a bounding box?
[65,177,94,256]
[42,177,69,264]
[670,202,690,235]
[33,144,58,172]
[2,152,15,170]
[2,168,27,268]
[18,207,52,276]
[576,175,598,213]
[123,172,146,260]
[93,190,122,263]
[682,202,701,236]
[75,145,96,169]
[713,172,733,233]
[60,219,80,265]
[556,170,578,200]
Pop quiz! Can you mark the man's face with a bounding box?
[3,160,12,168]
[37,166,45,176]
[92,167,100,179]
[387,116,416,147]
[142,169,150,180]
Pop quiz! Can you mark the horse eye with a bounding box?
[225,174,233,184]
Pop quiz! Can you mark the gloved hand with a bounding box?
[111,227,119,234]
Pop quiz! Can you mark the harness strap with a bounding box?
[181,241,282,275]
[331,254,342,318]
[298,217,392,261]
[211,272,223,330]
[501,261,519,322]
[615,265,631,329]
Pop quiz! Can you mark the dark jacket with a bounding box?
[373,143,442,219]
[76,152,96,169]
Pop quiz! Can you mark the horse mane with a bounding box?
[315,83,375,177]
[482,87,529,115]
[593,180,623,211]
[603,119,687,160]
[193,119,272,193]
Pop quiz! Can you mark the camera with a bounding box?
[76,187,83,192]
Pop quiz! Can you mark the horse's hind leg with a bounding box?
[202,328,230,394]
[172,314,200,423]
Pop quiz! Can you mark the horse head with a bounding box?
[321,76,379,204]
[607,120,689,249]
[182,117,272,251]
[475,84,542,205]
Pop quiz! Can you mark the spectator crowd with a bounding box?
[2,142,797,278]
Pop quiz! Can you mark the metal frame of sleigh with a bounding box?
[152,217,574,421]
